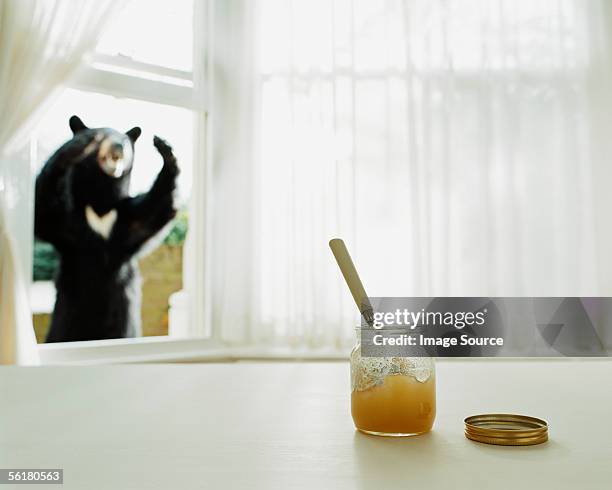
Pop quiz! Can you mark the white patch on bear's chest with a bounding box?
[85,205,117,239]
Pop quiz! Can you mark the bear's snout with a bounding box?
[97,134,133,178]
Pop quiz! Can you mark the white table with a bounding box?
[1,360,611,489]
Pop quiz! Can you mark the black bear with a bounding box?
[35,115,180,342]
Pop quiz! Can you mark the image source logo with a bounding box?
[360,297,611,358]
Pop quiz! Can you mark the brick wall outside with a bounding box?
[139,244,183,337]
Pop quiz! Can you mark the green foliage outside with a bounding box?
[163,209,188,246]
[32,240,60,281]
[32,210,189,281]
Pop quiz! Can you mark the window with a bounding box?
[32,0,198,344]
[33,0,607,363]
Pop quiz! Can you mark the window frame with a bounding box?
[74,54,199,110]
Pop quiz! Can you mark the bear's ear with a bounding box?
[126,126,141,143]
[69,115,88,134]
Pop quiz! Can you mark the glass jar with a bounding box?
[350,332,436,436]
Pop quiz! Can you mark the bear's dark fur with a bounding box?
[35,115,180,342]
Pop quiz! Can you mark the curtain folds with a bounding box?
[0,0,120,365]
[209,0,612,349]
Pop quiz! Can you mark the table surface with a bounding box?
[1,360,611,490]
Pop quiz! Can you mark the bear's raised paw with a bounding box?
[153,136,179,176]
[153,136,174,157]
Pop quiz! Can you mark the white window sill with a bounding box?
[37,336,351,365]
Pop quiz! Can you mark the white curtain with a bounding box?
[0,0,120,365]
[208,0,612,348]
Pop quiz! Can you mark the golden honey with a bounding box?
[352,372,436,436]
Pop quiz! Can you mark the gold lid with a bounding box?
[464,414,548,446]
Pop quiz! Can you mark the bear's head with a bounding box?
[65,115,142,212]
[69,115,141,180]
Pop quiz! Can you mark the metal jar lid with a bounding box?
[464,414,549,446]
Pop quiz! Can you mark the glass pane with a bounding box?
[32,88,192,342]
[33,89,193,200]
[96,0,194,72]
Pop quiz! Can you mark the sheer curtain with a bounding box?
[208,0,612,349]
[0,0,119,365]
